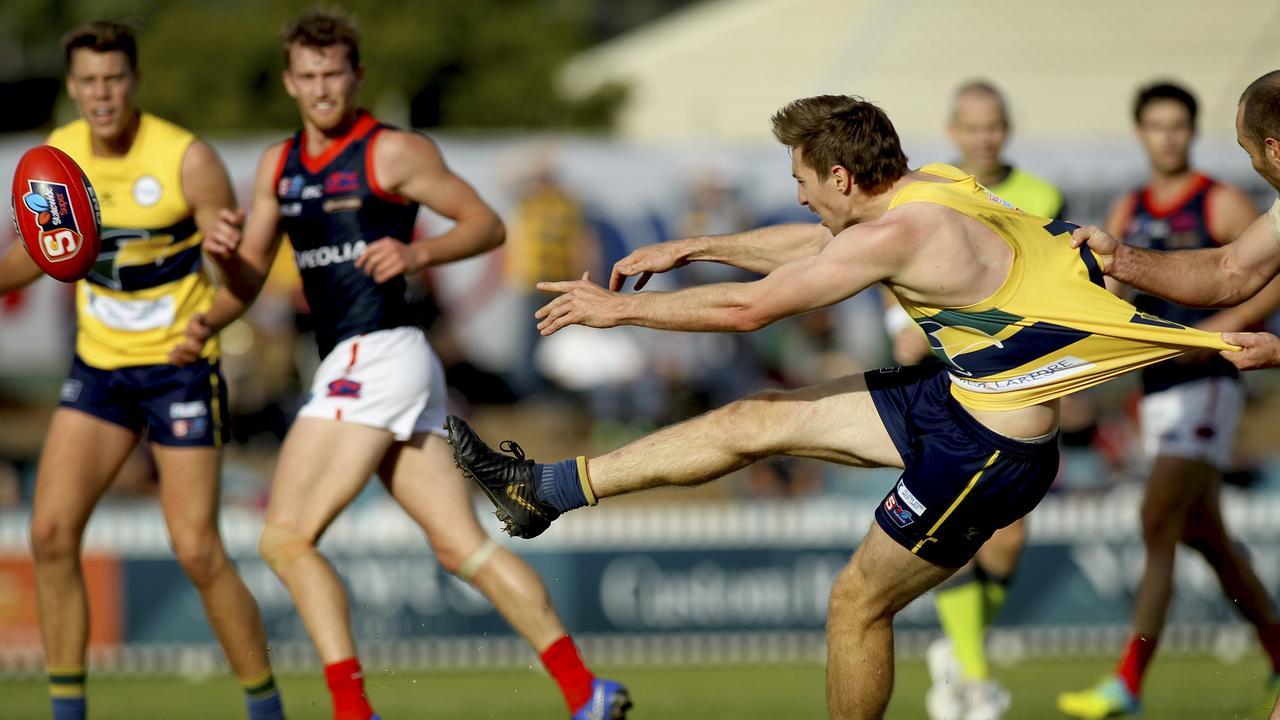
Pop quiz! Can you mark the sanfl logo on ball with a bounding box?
[22,180,83,263]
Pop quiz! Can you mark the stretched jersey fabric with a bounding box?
[987,167,1065,219]
[890,163,1233,412]
[1120,174,1239,393]
[273,111,420,358]
[48,114,217,369]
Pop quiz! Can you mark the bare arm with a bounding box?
[1088,207,1280,306]
[535,222,904,335]
[353,130,503,283]
[609,223,831,291]
[170,143,287,365]
[0,244,44,294]
[1194,185,1279,330]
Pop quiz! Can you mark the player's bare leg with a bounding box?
[28,410,137,716]
[153,446,276,687]
[259,418,394,662]
[382,433,630,717]
[380,434,566,648]
[826,523,954,720]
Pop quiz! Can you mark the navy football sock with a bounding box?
[534,458,593,512]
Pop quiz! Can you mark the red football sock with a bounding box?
[1257,623,1280,674]
[540,635,595,711]
[323,658,375,720]
[1115,634,1159,695]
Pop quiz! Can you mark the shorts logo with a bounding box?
[327,378,362,398]
[169,401,208,419]
[883,494,914,527]
[172,417,207,439]
[324,171,359,194]
[22,181,84,264]
[896,480,926,515]
[60,379,82,403]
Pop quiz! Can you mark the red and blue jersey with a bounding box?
[1121,174,1238,393]
[274,111,420,358]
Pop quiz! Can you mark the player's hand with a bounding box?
[1220,331,1280,370]
[1069,225,1118,274]
[203,208,244,261]
[355,237,427,284]
[610,240,691,291]
[535,272,626,335]
[170,313,214,367]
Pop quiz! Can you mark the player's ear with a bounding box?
[831,165,852,194]
[1265,137,1280,167]
[282,69,298,98]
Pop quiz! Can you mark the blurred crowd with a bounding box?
[2,79,1279,511]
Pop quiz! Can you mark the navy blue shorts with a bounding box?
[867,362,1059,567]
[59,356,229,447]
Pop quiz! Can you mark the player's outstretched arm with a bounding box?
[1193,185,1280,331]
[536,222,902,335]
[1074,209,1280,307]
[354,130,503,284]
[0,243,44,295]
[609,224,831,291]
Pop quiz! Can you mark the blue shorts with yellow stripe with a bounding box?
[866,362,1058,568]
[59,356,229,447]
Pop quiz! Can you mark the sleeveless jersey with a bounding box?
[1121,174,1238,393]
[890,164,1233,412]
[273,111,420,358]
[48,114,218,369]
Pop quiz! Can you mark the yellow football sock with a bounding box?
[936,577,989,681]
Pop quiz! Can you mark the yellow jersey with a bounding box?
[987,167,1065,219]
[891,164,1232,412]
[48,114,218,369]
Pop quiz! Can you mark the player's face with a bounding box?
[1236,103,1280,192]
[66,49,138,143]
[949,95,1007,172]
[283,43,363,132]
[791,147,845,234]
[1135,99,1193,176]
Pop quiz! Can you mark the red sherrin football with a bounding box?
[10,145,102,283]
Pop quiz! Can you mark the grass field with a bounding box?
[2,655,1273,719]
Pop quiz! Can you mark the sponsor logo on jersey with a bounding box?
[883,493,914,527]
[323,196,362,214]
[294,240,368,270]
[327,377,362,398]
[278,174,305,199]
[325,171,360,194]
[896,480,926,515]
[280,202,303,217]
[949,355,1094,393]
[300,184,324,200]
[132,175,162,207]
[169,401,208,419]
[22,181,84,264]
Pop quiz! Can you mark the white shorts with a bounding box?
[297,327,447,441]
[1139,376,1243,470]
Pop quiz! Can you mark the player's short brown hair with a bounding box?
[62,20,138,72]
[1240,70,1280,145]
[771,95,909,194]
[952,80,1010,129]
[283,7,361,70]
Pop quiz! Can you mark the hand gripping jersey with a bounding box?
[890,164,1233,412]
[1121,174,1239,393]
[273,111,420,358]
[48,114,218,369]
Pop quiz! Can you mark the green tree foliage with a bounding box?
[18,0,627,132]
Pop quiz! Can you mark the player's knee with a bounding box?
[827,563,885,627]
[718,389,789,453]
[442,538,500,581]
[172,531,227,587]
[1139,500,1182,547]
[29,516,81,564]
[258,523,315,575]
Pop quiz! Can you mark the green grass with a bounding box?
[2,655,1273,719]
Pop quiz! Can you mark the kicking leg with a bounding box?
[827,523,954,720]
[380,433,630,718]
[447,373,902,538]
[152,445,282,719]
